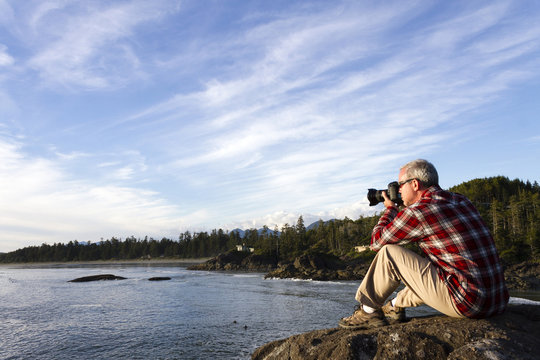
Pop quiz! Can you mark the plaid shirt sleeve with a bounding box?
[370,186,509,318]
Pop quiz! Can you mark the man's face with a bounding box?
[398,168,416,207]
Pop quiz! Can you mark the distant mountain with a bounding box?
[229,221,337,238]
[229,227,281,238]
[306,219,336,231]
[229,228,246,237]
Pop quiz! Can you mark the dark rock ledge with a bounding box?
[189,252,540,291]
[187,251,278,272]
[187,251,371,280]
[68,274,127,282]
[251,304,540,360]
[68,274,172,282]
[503,261,540,291]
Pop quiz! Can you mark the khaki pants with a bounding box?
[355,245,465,318]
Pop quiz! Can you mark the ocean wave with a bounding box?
[509,297,540,305]
[265,277,356,286]
[231,273,263,278]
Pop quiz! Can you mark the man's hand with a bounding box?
[382,191,396,208]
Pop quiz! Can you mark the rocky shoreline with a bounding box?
[500,261,540,291]
[251,303,540,360]
[187,251,540,291]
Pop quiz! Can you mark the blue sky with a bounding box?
[1,0,539,252]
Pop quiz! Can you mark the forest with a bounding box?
[1,176,538,264]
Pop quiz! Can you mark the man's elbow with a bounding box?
[369,240,382,252]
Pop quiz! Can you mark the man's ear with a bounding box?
[412,179,421,191]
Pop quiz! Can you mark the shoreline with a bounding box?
[0,257,210,268]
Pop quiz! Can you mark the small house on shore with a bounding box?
[354,245,370,253]
[236,244,255,253]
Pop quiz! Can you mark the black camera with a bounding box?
[367,181,403,206]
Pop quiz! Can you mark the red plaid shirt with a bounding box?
[371,185,509,318]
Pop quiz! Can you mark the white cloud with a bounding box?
[0,44,14,66]
[25,0,180,88]
[1,1,540,252]
[222,199,381,233]
[0,137,183,252]
[420,2,510,50]
[108,1,540,225]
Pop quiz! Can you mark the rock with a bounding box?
[187,250,250,271]
[241,254,278,272]
[265,253,370,281]
[191,250,539,291]
[504,261,540,291]
[187,251,277,272]
[148,277,171,281]
[251,304,540,360]
[68,274,127,282]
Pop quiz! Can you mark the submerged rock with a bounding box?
[68,274,127,282]
[252,304,540,360]
[148,277,172,281]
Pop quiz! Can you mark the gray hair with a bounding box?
[400,159,439,187]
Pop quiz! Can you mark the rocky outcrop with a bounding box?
[264,253,370,281]
[188,251,371,280]
[252,304,540,360]
[503,261,540,291]
[187,251,277,272]
[68,274,127,282]
[191,251,539,291]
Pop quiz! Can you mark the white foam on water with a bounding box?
[509,297,540,305]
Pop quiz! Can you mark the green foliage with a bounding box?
[1,176,538,265]
[0,232,231,263]
[344,248,376,263]
[499,242,532,264]
[450,176,540,262]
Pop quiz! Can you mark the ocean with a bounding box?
[1,263,538,359]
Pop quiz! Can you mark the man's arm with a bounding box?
[370,193,424,251]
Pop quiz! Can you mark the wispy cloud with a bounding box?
[23,0,180,89]
[136,5,530,158]
[0,44,14,66]
[0,137,183,251]
[1,1,540,251]
[99,1,540,221]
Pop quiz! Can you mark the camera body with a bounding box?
[367,181,403,206]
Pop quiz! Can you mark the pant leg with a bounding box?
[355,245,464,318]
[394,286,424,307]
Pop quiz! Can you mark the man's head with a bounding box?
[398,159,439,206]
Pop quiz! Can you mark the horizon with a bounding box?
[1,1,540,252]
[1,174,535,253]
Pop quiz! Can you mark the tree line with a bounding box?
[1,176,538,264]
[449,176,540,263]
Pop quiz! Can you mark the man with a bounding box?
[339,159,509,329]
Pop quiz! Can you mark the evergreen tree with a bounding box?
[1,176,538,264]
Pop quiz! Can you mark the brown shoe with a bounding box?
[382,301,406,323]
[338,306,387,329]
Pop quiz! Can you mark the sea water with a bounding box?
[0,264,538,359]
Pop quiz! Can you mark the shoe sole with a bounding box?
[338,318,388,329]
[385,316,406,325]
[382,307,406,324]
